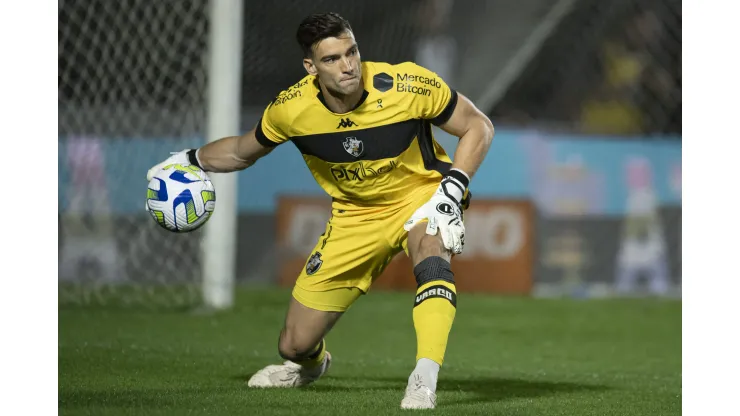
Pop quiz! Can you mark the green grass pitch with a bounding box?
[59,287,681,415]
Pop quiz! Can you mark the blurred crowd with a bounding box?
[578,7,681,136]
[58,0,680,138]
[490,0,681,137]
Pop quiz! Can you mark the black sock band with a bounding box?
[413,256,455,287]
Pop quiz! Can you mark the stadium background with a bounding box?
[58,0,681,306]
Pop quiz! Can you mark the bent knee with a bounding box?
[277,328,320,361]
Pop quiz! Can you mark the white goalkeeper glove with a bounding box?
[403,169,472,255]
[145,149,204,212]
[145,149,203,182]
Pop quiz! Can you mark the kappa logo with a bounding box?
[336,118,358,129]
[342,137,364,158]
[305,251,323,275]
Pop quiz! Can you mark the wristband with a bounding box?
[440,170,469,205]
[187,149,204,170]
[445,168,470,189]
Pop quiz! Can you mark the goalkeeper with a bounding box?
[147,12,494,410]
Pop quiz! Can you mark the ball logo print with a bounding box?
[168,170,200,184]
[146,165,216,233]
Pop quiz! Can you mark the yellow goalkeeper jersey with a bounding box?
[255,61,458,208]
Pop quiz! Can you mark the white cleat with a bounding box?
[400,374,437,409]
[247,352,332,388]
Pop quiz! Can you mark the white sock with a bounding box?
[410,358,440,392]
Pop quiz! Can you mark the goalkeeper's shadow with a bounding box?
[305,375,610,405]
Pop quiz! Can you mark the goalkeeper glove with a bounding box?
[403,169,471,255]
[145,149,203,212]
[146,149,203,182]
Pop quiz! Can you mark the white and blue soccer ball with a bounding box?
[146,164,216,233]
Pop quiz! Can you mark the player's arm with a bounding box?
[193,128,274,173]
[404,95,493,254]
[145,127,275,181]
[194,109,289,172]
[146,103,289,181]
[402,63,494,254]
[438,92,495,180]
[190,103,289,173]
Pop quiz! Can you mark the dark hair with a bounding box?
[296,12,353,58]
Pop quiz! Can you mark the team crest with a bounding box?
[305,251,323,275]
[343,137,364,158]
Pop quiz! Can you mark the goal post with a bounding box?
[202,0,244,310]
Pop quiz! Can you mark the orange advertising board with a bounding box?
[276,196,535,295]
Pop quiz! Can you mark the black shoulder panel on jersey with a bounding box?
[431,89,459,126]
[418,120,452,174]
[291,119,419,163]
[255,118,281,148]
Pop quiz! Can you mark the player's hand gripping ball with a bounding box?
[146,163,216,233]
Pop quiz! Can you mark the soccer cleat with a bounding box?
[246,352,332,388]
[400,374,437,409]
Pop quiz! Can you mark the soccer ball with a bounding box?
[146,164,216,233]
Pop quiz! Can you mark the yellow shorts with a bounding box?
[292,285,364,312]
[292,184,437,312]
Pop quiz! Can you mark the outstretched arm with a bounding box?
[194,128,274,173]
[146,127,275,182]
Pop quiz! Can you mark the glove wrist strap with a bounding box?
[446,168,469,189]
[440,169,470,204]
[187,149,204,170]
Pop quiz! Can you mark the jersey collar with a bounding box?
[316,83,369,114]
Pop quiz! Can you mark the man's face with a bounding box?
[304,31,362,96]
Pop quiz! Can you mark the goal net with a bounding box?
[58,0,210,308]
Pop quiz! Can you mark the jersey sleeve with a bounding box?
[255,101,291,147]
[402,62,459,126]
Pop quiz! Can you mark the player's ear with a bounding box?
[303,58,317,76]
